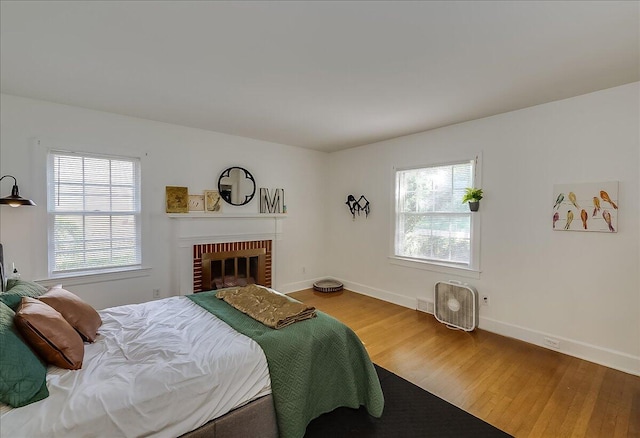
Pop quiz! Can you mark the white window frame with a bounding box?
[46,149,142,278]
[389,156,481,278]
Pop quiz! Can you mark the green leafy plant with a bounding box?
[461,188,483,203]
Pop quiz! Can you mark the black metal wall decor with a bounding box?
[346,195,370,219]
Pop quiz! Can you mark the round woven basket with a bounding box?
[313,279,344,293]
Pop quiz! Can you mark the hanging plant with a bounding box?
[462,188,483,212]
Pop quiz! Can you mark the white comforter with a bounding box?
[0,296,271,438]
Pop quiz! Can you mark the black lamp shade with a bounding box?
[0,176,36,207]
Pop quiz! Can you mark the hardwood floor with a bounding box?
[289,289,640,438]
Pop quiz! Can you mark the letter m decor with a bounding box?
[260,188,285,214]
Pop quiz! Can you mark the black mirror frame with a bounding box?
[218,166,257,206]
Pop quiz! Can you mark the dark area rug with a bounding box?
[305,364,512,437]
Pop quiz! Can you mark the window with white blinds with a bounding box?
[395,160,475,267]
[47,151,141,275]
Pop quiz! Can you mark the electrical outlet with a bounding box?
[302,266,306,274]
[482,295,490,306]
[153,288,161,298]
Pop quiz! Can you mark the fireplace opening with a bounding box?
[201,248,266,291]
[193,240,272,292]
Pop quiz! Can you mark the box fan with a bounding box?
[434,280,478,331]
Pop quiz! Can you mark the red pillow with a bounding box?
[39,288,102,342]
[14,297,84,370]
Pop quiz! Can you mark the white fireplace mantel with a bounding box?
[170,213,284,295]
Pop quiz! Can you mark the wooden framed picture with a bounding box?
[204,190,222,213]
[166,186,189,213]
[188,194,205,212]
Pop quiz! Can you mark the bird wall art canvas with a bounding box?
[552,181,618,232]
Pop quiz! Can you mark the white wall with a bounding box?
[326,83,640,375]
[0,94,328,310]
[2,85,638,375]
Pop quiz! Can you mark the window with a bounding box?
[394,159,477,270]
[47,151,141,275]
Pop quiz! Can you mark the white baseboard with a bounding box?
[286,279,640,377]
[327,278,417,310]
[479,316,640,376]
[277,278,316,294]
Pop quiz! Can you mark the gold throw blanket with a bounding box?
[216,284,316,329]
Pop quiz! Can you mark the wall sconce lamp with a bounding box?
[0,175,36,207]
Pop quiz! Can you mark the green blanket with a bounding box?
[188,291,384,438]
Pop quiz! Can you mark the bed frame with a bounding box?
[180,394,278,438]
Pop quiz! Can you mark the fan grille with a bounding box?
[434,281,478,331]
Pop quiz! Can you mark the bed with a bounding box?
[0,248,383,438]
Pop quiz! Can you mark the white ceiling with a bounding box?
[1,1,638,152]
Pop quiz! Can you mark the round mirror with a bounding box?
[218,167,256,206]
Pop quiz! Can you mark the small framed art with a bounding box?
[188,194,205,212]
[204,190,222,213]
[166,186,189,213]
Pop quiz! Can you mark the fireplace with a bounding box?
[193,240,272,292]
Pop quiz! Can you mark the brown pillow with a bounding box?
[39,288,102,342]
[14,297,84,370]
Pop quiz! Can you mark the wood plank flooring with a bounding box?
[289,289,640,438]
